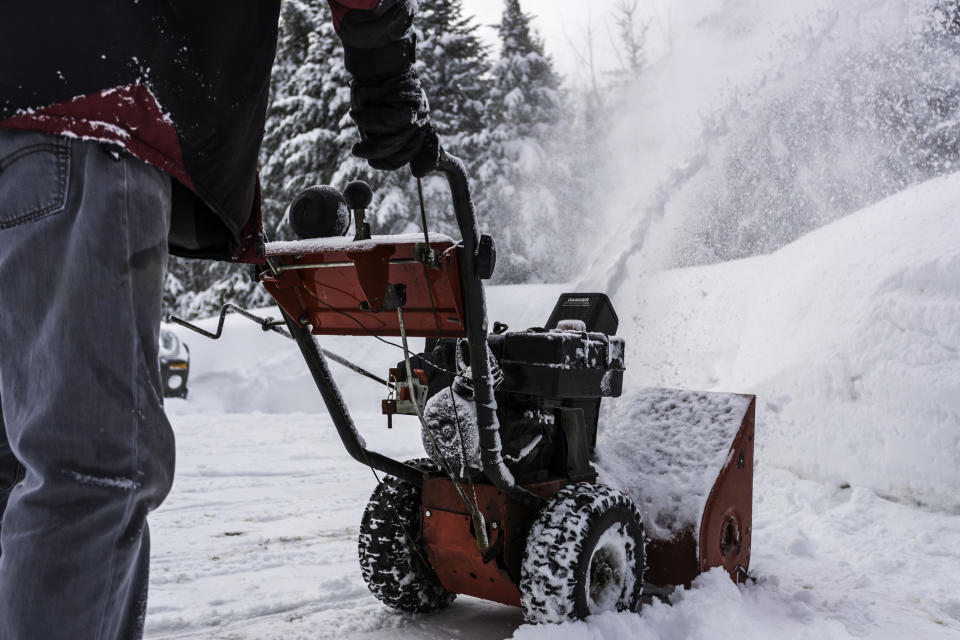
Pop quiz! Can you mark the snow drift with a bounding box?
[600,170,960,513]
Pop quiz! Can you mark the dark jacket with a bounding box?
[0,1,416,263]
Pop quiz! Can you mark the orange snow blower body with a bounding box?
[257,151,756,619]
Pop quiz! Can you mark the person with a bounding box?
[0,2,435,638]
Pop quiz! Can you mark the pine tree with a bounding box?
[476,0,564,282]
[611,0,649,84]
[487,0,561,140]
[416,1,491,155]
[414,0,493,236]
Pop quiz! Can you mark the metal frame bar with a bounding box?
[283,308,425,487]
[272,258,419,273]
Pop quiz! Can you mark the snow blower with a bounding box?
[170,149,755,623]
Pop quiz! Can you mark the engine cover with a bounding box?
[492,329,625,399]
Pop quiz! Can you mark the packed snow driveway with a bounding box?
[144,408,960,640]
[144,409,524,640]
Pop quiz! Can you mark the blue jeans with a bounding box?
[0,129,175,640]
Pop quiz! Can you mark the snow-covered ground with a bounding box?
[146,172,960,639]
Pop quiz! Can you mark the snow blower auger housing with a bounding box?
[253,150,756,623]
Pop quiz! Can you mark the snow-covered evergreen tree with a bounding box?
[414,0,493,236]
[487,0,561,142]
[416,1,490,152]
[475,0,564,282]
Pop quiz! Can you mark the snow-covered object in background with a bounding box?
[158,328,191,399]
[158,328,189,362]
[597,388,753,542]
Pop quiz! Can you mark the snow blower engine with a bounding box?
[173,148,755,624]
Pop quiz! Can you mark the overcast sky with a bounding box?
[460,0,668,84]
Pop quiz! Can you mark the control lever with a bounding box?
[344,180,374,241]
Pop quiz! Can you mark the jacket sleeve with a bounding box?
[327,0,417,78]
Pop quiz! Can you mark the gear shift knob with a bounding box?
[343,180,374,241]
[288,185,349,240]
[343,180,374,211]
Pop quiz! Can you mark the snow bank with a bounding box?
[602,171,960,512]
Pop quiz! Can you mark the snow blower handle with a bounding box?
[429,150,541,508]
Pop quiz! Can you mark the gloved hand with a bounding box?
[349,70,441,177]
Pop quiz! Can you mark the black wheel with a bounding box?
[520,483,645,624]
[358,462,455,613]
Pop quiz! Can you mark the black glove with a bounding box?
[349,70,440,177]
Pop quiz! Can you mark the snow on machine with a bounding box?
[171,150,755,622]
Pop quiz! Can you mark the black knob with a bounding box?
[289,185,349,240]
[343,180,374,210]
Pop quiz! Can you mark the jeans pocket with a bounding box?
[0,136,70,230]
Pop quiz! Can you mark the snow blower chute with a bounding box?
[171,149,755,623]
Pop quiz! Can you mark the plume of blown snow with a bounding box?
[585,0,956,293]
